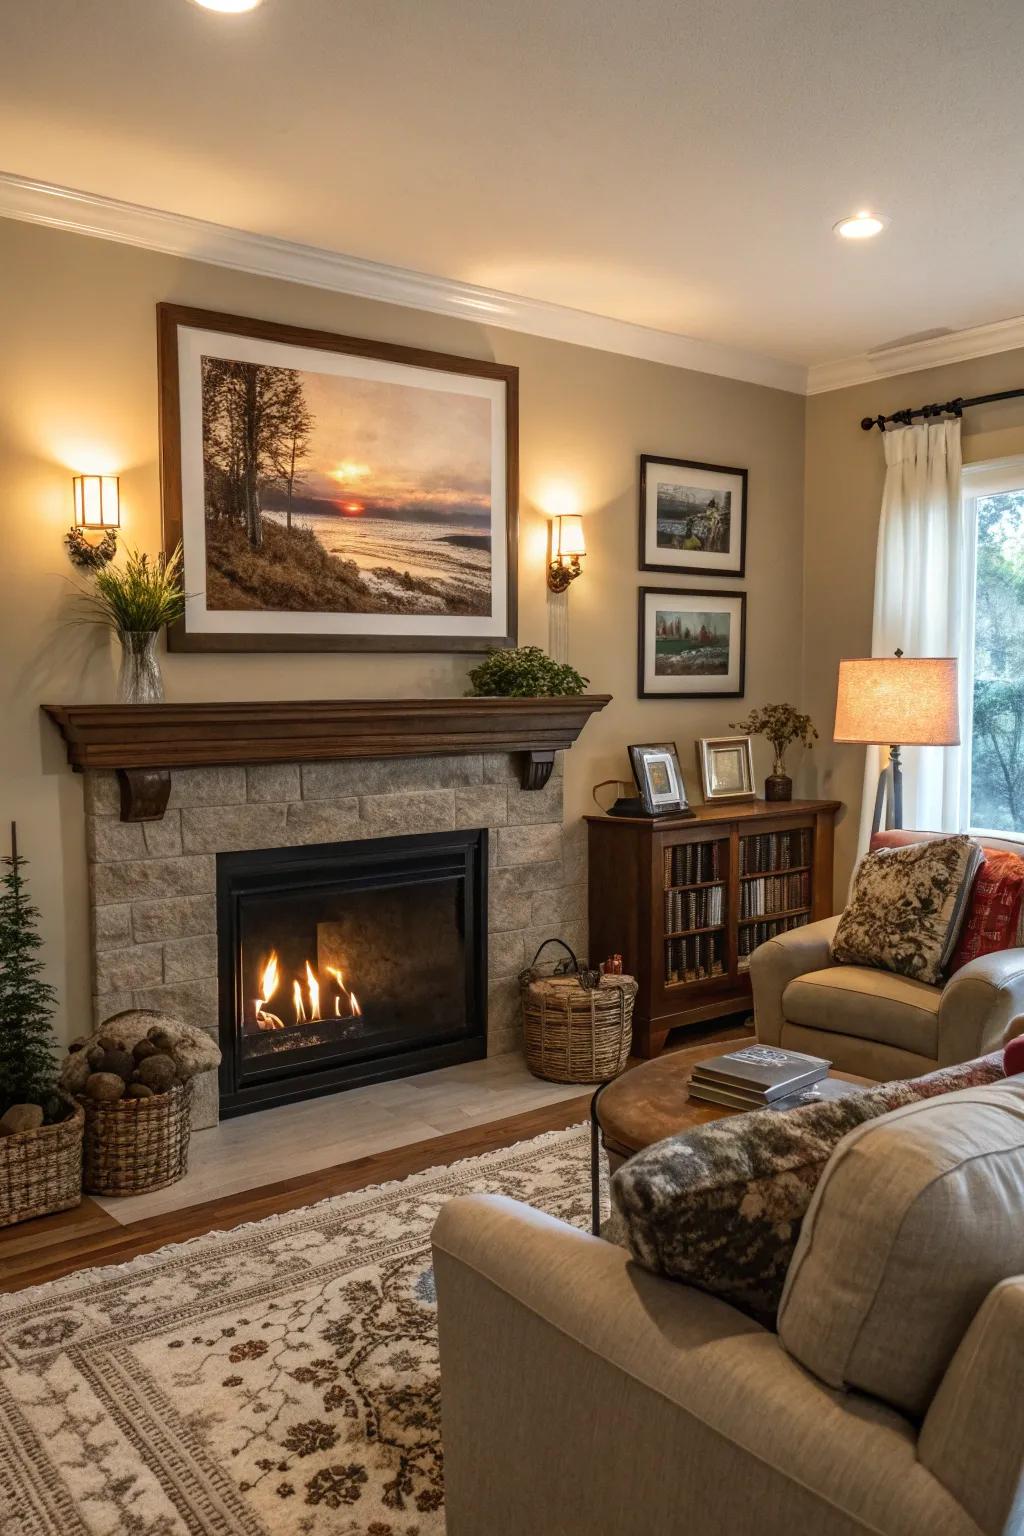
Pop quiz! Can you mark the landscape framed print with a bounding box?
[157,304,518,652]
[637,587,747,699]
[639,454,747,578]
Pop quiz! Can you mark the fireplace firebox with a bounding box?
[216,829,487,1116]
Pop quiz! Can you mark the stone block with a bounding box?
[453,784,508,828]
[521,920,588,966]
[93,904,132,952]
[486,976,521,1056]
[132,895,216,943]
[285,800,361,843]
[163,933,218,983]
[531,883,587,929]
[561,821,588,884]
[84,772,121,816]
[92,855,216,905]
[302,755,482,800]
[497,823,562,868]
[248,764,302,802]
[94,943,164,994]
[482,752,520,784]
[507,777,564,826]
[143,813,183,858]
[93,992,135,1029]
[190,1070,219,1131]
[168,766,246,808]
[489,930,526,979]
[181,804,288,854]
[358,790,457,834]
[133,978,219,1033]
[489,874,533,933]
[87,817,145,863]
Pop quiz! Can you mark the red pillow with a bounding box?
[1005,1036,1024,1077]
[947,850,1024,975]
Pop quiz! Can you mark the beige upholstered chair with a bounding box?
[433,1080,1024,1536]
[750,829,1024,1080]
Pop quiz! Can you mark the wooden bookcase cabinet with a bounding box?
[586,800,841,1058]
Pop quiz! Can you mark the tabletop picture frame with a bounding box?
[698,735,757,802]
[628,741,692,817]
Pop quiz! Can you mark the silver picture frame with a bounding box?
[628,741,691,817]
[698,735,756,802]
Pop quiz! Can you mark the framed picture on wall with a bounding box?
[157,304,518,652]
[637,587,747,699]
[639,455,747,577]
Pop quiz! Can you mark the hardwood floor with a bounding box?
[0,1019,751,1295]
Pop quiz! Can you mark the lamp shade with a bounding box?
[553,514,586,558]
[834,657,960,746]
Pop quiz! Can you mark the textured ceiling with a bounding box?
[3,0,1022,368]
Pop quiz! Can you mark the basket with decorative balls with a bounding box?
[61,1010,221,1196]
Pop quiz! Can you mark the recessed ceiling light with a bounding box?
[834,211,888,240]
[191,0,263,12]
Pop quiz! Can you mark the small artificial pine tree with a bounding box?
[0,823,58,1116]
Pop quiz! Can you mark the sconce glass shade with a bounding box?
[834,657,960,745]
[73,475,120,530]
[553,514,586,558]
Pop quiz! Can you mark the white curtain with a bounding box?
[858,419,971,848]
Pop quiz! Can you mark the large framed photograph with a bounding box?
[698,735,756,802]
[628,741,692,817]
[639,455,747,577]
[158,304,518,652]
[637,588,747,699]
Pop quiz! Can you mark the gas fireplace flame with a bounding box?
[254,953,365,1030]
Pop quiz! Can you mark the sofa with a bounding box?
[750,829,1024,1079]
[433,1078,1024,1536]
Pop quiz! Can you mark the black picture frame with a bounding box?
[628,741,691,817]
[637,587,747,700]
[638,454,748,578]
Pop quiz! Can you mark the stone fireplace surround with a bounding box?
[82,752,587,1130]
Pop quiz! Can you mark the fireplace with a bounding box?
[216,829,488,1116]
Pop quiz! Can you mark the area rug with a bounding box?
[0,1123,595,1536]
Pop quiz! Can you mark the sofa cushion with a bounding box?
[782,965,940,1058]
[778,1078,1024,1418]
[830,834,982,985]
[609,1054,1005,1328]
[947,848,1024,975]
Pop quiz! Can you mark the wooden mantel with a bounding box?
[42,696,611,821]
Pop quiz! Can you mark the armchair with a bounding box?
[750,830,1024,1080]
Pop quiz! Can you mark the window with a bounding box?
[965,459,1024,835]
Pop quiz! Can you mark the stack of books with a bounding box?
[688,1045,834,1111]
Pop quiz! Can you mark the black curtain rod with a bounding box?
[860,386,1024,431]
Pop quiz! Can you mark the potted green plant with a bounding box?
[0,824,83,1226]
[75,543,187,704]
[730,703,818,801]
[467,646,588,698]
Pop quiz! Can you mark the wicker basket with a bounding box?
[81,1080,193,1197]
[0,1097,84,1228]
[520,940,636,1084]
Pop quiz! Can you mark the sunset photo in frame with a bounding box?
[158,305,518,652]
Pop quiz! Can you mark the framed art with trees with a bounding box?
[157,304,518,652]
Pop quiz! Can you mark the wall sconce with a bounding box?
[547,514,586,592]
[66,475,120,569]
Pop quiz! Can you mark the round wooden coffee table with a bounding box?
[590,1044,870,1233]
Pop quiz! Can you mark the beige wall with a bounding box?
[0,217,806,1045]
[804,347,1024,898]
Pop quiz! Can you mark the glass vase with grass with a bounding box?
[76,544,187,704]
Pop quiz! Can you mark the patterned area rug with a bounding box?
[1,1123,594,1536]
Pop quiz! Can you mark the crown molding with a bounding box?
[807,314,1024,395]
[0,172,807,394]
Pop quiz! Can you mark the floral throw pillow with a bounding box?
[829,834,983,985]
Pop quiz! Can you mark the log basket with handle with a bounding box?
[518,939,635,1084]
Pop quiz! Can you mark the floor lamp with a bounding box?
[833,653,960,835]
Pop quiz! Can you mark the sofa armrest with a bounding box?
[919,1277,1024,1536]
[432,1193,977,1536]
[749,915,841,1045]
[938,949,1024,1065]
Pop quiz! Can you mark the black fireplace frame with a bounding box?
[216,829,488,1117]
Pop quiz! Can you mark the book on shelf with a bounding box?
[664,838,727,887]
[740,871,810,917]
[737,912,809,969]
[664,883,724,932]
[666,930,725,984]
[688,1045,829,1105]
[739,828,812,875]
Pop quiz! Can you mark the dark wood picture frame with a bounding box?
[157,303,519,653]
[637,586,747,700]
[638,453,748,578]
